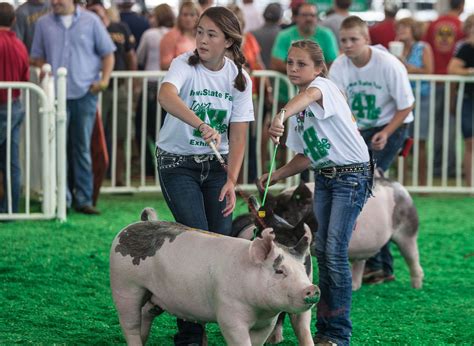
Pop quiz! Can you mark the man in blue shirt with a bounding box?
[31,0,115,215]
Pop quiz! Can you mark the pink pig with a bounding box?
[110,208,319,346]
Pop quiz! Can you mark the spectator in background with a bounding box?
[0,2,29,214]
[369,0,399,49]
[116,0,148,49]
[448,14,474,187]
[135,3,175,176]
[423,0,465,177]
[252,2,282,68]
[159,1,199,70]
[13,0,49,53]
[424,0,465,75]
[197,0,213,13]
[329,16,414,285]
[241,0,263,33]
[321,0,351,48]
[137,4,174,71]
[87,0,137,187]
[31,0,115,215]
[396,17,434,186]
[271,3,338,77]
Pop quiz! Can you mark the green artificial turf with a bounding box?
[1,194,473,345]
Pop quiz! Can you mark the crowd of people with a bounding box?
[0,0,473,345]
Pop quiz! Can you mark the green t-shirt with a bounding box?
[271,25,338,103]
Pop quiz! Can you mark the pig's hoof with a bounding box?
[411,277,423,289]
[266,330,284,344]
[352,280,362,291]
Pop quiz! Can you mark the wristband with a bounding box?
[197,122,207,132]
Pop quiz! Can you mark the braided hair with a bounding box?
[188,6,247,92]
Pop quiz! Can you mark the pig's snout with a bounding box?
[303,285,320,305]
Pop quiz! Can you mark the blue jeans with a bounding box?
[313,166,372,346]
[360,124,408,172]
[461,96,473,139]
[66,92,98,208]
[0,101,24,213]
[156,148,232,346]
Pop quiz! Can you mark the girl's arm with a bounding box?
[258,154,311,190]
[158,82,220,145]
[447,57,474,75]
[219,122,249,217]
[268,87,322,143]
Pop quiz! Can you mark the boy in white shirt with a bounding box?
[329,15,415,284]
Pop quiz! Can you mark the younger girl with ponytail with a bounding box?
[259,40,372,346]
[157,7,253,345]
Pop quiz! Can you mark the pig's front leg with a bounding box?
[351,260,366,291]
[250,320,279,346]
[217,306,252,346]
[289,310,314,346]
[218,320,252,346]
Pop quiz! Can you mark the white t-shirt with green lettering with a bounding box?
[286,77,369,169]
[157,52,254,155]
[329,46,414,130]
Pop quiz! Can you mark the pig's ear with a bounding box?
[291,222,312,257]
[247,195,261,213]
[249,228,276,264]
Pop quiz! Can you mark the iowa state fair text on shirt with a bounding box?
[189,88,233,101]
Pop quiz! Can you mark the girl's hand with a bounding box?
[268,115,284,144]
[219,179,236,217]
[199,123,221,148]
[257,172,278,192]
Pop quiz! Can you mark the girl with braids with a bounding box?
[258,40,372,346]
[156,7,253,345]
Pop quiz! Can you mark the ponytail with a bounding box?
[231,43,247,92]
[188,49,200,66]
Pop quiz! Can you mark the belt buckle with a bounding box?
[322,166,337,179]
[193,155,208,163]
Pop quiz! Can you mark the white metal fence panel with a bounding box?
[98,71,473,194]
[0,65,67,221]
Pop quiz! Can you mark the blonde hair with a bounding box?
[340,15,369,38]
[396,17,423,41]
[177,1,201,32]
[464,14,474,35]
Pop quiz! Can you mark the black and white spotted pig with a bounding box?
[110,208,320,346]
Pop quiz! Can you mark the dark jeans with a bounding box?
[360,124,407,275]
[313,165,372,345]
[156,148,232,345]
[0,101,24,213]
[66,92,98,208]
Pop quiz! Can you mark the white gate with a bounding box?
[0,65,67,221]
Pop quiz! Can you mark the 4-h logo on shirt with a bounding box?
[303,127,331,162]
[351,93,381,125]
[192,106,228,137]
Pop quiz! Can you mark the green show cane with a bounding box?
[259,109,286,218]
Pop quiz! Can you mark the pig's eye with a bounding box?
[275,267,287,276]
